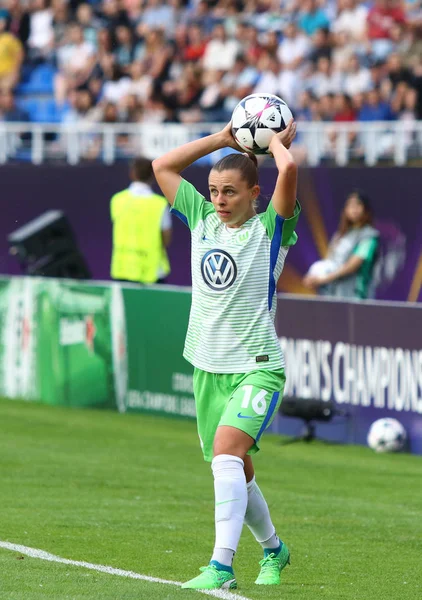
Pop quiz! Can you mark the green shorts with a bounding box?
[193,368,286,462]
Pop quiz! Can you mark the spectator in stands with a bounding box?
[96,28,113,62]
[0,14,23,91]
[332,0,368,42]
[333,93,356,121]
[303,190,380,299]
[183,23,206,62]
[186,0,217,34]
[0,89,29,121]
[342,54,372,97]
[202,23,240,72]
[136,28,172,81]
[395,84,418,149]
[318,93,336,120]
[398,24,422,70]
[327,93,357,155]
[295,89,314,121]
[308,27,332,66]
[261,30,280,57]
[113,25,135,73]
[137,0,175,37]
[307,56,343,98]
[110,157,172,284]
[6,0,30,49]
[3,0,421,139]
[367,0,406,60]
[101,62,132,104]
[27,0,53,62]
[253,53,281,96]
[368,57,387,90]
[331,30,355,73]
[220,54,259,113]
[55,23,96,105]
[123,0,143,28]
[101,0,130,31]
[277,21,311,105]
[76,4,101,50]
[241,24,265,66]
[161,62,203,122]
[196,69,226,122]
[120,92,144,121]
[358,87,393,120]
[51,1,71,50]
[385,52,414,92]
[125,60,153,106]
[298,0,331,37]
[63,88,98,124]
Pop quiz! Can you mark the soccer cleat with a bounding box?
[181,564,237,590]
[255,543,290,585]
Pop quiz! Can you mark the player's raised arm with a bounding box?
[152,124,242,205]
[268,119,298,219]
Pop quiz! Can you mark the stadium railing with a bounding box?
[0,121,421,166]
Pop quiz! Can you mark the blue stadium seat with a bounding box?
[17,64,57,96]
[16,98,62,123]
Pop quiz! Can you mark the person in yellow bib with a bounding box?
[110,157,172,284]
[0,20,24,92]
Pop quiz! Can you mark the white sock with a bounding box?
[210,454,248,568]
[245,476,280,550]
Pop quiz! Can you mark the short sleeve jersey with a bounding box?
[172,179,300,374]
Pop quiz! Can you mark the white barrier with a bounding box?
[0,121,421,166]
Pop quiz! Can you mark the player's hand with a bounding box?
[269,119,297,151]
[220,122,246,153]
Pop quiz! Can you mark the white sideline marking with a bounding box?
[0,541,252,600]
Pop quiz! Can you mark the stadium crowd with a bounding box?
[0,0,421,127]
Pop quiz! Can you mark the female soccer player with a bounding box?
[152,119,300,590]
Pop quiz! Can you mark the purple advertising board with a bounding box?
[0,164,421,302]
[272,295,422,455]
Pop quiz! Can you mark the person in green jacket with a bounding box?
[110,157,172,284]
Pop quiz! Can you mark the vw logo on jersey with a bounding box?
[201,249,237,291]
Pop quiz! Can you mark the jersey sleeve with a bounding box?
[171,178,215,230]
[353,237,379,261]
[160,204,172,231]
[259,200,301,246]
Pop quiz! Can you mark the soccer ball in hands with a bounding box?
[231,93,293,155]
[367,418,407,453]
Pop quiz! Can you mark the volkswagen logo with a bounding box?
[201,250,237,291]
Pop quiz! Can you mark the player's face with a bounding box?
[209,169,259,227]
[345,195,365,224]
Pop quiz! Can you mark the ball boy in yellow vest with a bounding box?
[111,157,172,284]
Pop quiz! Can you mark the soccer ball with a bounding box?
[367,418,407,453]
[231,93,293,155]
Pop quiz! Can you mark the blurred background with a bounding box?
[0,0,421,452]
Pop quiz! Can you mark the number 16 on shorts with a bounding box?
[240,385,268,416]
[219,370,285,445]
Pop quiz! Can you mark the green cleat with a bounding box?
[181,565,237,590]
[255,543,290,585]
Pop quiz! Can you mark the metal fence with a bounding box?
[1,120,422,166]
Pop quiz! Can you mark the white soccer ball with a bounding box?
[367,418,407,453]
[231,93,293,155]
[307,259,337,277]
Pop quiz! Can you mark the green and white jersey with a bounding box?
[171,179,300,374]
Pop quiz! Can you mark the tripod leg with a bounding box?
[303,423,315,442]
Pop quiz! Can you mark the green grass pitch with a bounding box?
[0,398,421,600]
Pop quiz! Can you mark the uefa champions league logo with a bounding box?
[201,250,237,291]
